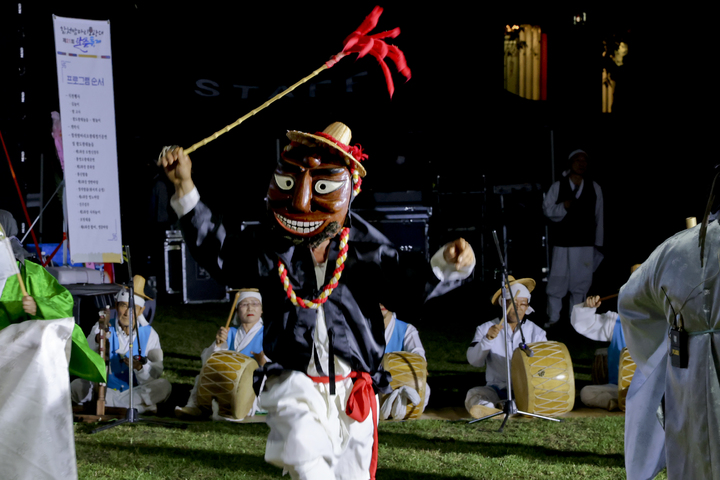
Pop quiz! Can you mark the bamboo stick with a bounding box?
[224,291,242,330]
[183,60,340,156]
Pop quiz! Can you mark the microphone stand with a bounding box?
[93,245,184,433]
[468,230,561,432]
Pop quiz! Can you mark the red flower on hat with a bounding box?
[314,132,368,163]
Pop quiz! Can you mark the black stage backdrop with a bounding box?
[0,3,715,324]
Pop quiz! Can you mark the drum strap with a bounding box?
[308,371,379,480]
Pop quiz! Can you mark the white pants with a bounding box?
[260,371,377,480]
[71,377,171,413]
[546,246,595,323]
[465,386,503,413]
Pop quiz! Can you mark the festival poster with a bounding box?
[52,15,122,263]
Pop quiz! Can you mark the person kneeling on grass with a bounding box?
[379,303,430,420]
[71,276,171,414]
[175,289,268,420]
[465,276,547,418]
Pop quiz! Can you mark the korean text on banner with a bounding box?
[52,16,122,264]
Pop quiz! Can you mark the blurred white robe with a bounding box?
[0,318,78,480]
[619,221,720,480]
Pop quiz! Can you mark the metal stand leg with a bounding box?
[92,408,186,434]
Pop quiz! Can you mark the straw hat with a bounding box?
[490,276,536,305]
[286,122,367,177]
[131,275,152,301]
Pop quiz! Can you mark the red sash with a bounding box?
[308,371,378,480]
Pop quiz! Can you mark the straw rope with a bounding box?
[278,227,349,309]
[351,168,362,196]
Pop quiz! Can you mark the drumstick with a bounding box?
[224,291,241,330]
[598,293,619,302]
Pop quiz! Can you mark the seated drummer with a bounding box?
[70,275,172,414]
[380,303,430,420]
[570,264,639,410]
[465,276,546,418]
[175,288,267,420]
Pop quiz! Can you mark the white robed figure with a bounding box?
[619,220,720,480]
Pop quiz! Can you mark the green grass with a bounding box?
[74,303,667,479]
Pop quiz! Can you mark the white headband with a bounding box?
[503,284,531,302]
[502,284,534,315]
[568,149,587,160]
[116,289,146,308]
[237,291,262,305]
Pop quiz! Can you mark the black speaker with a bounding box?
[164,230,228,304]
[355,205,432,262]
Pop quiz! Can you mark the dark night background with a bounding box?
[0,3,715,327]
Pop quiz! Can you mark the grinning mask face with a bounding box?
[267,143,352,248]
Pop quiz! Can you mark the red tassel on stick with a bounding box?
[182,6,411,155]
[328,6,411,98]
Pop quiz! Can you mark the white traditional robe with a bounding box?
[383,314,425,358]
[619,221,720,480]
[382,313,430,415]
[465,318,546,410]
[185,319,265,420]
[571,303,621,410]
[70,316,171,413]
[543,177,604,323]
[0,319,78,480]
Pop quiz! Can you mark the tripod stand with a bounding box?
[468,230,561,432]
[93,246,184,433]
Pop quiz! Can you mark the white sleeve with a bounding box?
[543,181,567,222]
[200,341,224,365]
[594,182,604,247]
[86,323,100,351]
[467,323,495,367]
[403,324,426,360]
[170,186,200,218]
[571,303,616,341]
[136,329,163,383]
[530,323,547,342]
[430,245,476,282]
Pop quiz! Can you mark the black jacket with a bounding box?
[180,200,468,393]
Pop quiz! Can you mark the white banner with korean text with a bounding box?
[53,15,122,263]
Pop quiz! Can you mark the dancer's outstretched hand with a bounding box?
[159,146,195,198]
[443,238,474,270]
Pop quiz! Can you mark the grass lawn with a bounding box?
[74,302,666,479]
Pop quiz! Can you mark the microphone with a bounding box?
[520,343,534,357]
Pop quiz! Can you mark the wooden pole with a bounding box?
[95,307,109,416]
[598,293,619,302]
